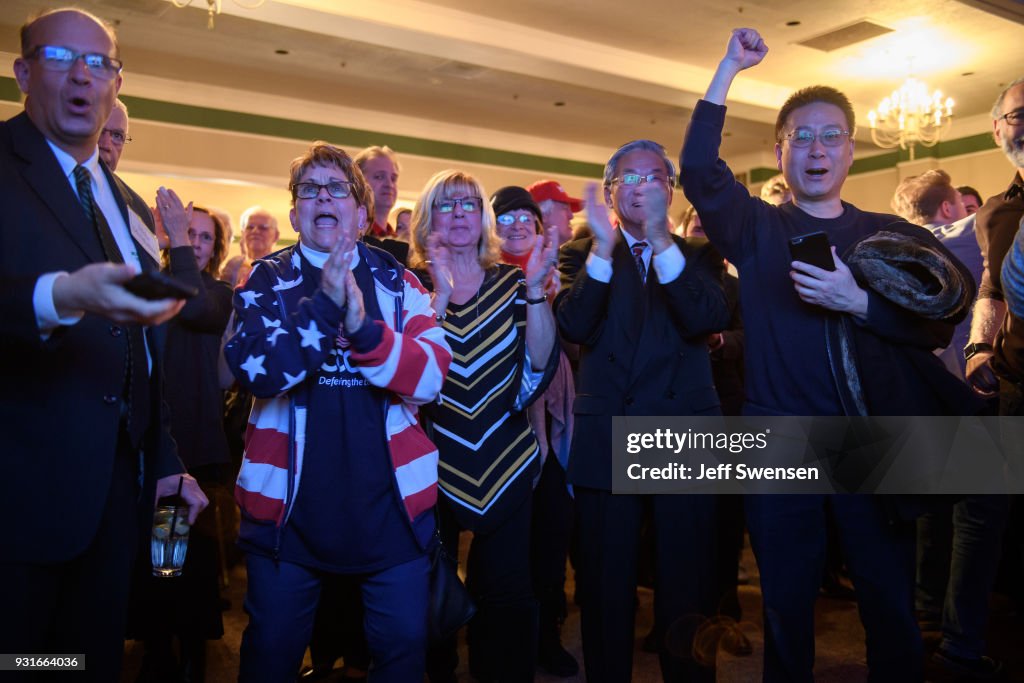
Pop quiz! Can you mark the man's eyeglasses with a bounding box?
[187,229,215,244]
[27,45,123,80]
[497,213,534,226]
[101,128,131,146]
[996,108,1024,126]
[292,181,353,200]
[612,173,671,187]
[434,197,483,213]
[783,129,851,148]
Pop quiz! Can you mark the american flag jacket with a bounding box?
[224,242,452,532]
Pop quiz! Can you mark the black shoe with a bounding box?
[819,578,856,601]
[178,639,207,683]
[932,650,1004,680]
[297,665,337,682]
[538,639,579,677]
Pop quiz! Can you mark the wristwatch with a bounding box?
[963,342,993,361]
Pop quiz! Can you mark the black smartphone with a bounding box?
[124,271,198,300]
[788,232,835,271]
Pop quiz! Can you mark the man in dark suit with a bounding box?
[0,8,206,681]
[555,139,729,682]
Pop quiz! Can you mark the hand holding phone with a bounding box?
[124,271,198,300]
[788,232,835,271]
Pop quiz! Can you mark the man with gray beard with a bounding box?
[965,76,1024,417]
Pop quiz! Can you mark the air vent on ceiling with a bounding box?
[796,20,894,52]
[956,0,1024,25]
[432,61,488,80]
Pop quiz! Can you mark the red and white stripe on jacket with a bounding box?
[232,247,451,526]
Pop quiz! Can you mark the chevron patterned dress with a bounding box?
[428,264,541,532]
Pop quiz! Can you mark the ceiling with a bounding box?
[1,0,1021,172]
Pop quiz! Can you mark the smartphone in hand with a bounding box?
[788,232,835,271]
[125,271,198,300]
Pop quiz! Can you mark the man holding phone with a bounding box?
[0,8,206,680]
[680,28,977,682]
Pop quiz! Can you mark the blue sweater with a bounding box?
[680,100,951,416]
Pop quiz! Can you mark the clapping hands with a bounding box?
[155,187,193,249]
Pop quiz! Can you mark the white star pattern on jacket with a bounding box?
[267,327,288,346]
[297,320,326,351]
[240,290,262,309]
[281,370,307,392]
[240,354,267,382]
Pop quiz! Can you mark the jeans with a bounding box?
[918,495,1010,658]
[239,553,430,683]
[746,494,921,683]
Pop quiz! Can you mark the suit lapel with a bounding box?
[9,113,105,264]
[612,238,644,347]
[104,166,159,273]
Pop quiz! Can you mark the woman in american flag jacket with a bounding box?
[224,141,451,683]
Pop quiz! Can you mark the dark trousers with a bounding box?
[0,435,140,682]
[746,494,922,683]
[575,488,717,683]
[428,493,538,683]
[917,495,1010,658]
[530,455,574,636]
[239,553,430,683]
[306,575,370,671]
[714,494,745,621]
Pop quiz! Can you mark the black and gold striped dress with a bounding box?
[427,263,544,532]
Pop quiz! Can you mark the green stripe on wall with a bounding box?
[0,76,603,178]
[2,76,1001,179]
[1,76,22,102]
[749,167,779,183]
[936,133,996,158]
[850,151,899,174]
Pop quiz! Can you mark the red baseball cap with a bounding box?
[527,180,583,213]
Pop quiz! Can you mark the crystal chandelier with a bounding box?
[867,77,954,161]
[171,0,267,30]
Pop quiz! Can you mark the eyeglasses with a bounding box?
[612,173,671,187]
[497,213,535,226]
[292,181,353,200]
[996,108,1024,125]
[783,129,851,148]
[434,197,482,213]
[244,223,275,232]
[27,45,123,80]
[101,128,131,146]
[188,229,215,244]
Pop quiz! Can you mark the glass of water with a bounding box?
[151,505,190,577]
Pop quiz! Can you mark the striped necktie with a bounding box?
[73,165,150,447]
[631,241,648,284]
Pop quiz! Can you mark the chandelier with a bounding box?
[867,77,953,161]
[170,0,267,30]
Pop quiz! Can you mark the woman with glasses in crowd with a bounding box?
[127,193,233,683]
[410,170,558,683]
[224,142,450,683]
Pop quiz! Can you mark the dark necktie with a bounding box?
[631,241,648,284]
[74,165,150,447]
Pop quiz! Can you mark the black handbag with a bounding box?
[427,533,476,643]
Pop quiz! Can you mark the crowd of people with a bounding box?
[3,7,1024,683]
